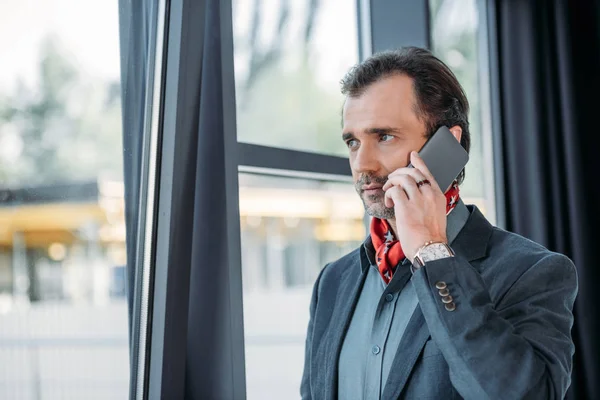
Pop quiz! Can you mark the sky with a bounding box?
[0,0,121,92]
[233,0,359,87]
[0,0,358,93]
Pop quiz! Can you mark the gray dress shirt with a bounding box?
[338,201,471,400]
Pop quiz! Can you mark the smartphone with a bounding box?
[408,126,469,192]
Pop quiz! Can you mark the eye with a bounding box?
[380,134,394,142]
[346,139,359,149]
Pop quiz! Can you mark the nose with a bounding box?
[351,142,380,175]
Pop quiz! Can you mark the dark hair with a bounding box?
[340,47,470,185]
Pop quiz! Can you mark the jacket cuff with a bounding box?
[411,255,493,337]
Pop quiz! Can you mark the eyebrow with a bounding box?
[342,127,404,141]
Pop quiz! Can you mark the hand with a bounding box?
[382,151,448,261]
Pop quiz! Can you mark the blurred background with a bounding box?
[0,0,598,399]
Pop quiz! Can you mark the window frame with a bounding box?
[135,0,499,398]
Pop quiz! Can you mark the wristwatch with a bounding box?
[411,241,455,273]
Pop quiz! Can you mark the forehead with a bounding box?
[342,74,422,132]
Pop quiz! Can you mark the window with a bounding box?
[231,2,363,397]
[0,1,128,398]
[239,173,365,399]
[0,0,497,397]
[233,0,359,157]
[429,0,497,223]
[233,1,497,398]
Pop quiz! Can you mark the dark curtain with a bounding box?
[117,0,245,397]
[493,0,600,398]
[180,0,246,397]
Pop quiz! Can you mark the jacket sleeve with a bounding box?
[411,253,578,400]
[300,265,327,400]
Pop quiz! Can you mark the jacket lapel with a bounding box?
[381,306,430,400]
[452,205,493,264]
[311,250,369,400]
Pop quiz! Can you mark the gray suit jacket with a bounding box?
[300,206,577,400]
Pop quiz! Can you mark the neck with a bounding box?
[386,218,398,238]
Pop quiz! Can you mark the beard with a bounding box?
[355,174,395,219]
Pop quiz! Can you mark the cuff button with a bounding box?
[444,302,456,312]
[435,281,447,290]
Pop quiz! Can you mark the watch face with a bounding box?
[420,243,452,262]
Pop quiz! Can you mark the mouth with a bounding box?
[362,185,384,195]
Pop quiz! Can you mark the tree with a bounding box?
[430,0,484,198]
[0,36,123,187]
[233,0,348,156]
[234,0,322,105]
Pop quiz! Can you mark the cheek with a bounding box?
[380,148,411,171]
[349,155,357,178]
[348,153,366,176]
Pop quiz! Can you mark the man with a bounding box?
[300,47,577,400]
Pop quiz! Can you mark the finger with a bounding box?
[418,180,441,202]
[387,166,427,180]
[383,168,427,191]
[410,152,442,191]
[383,173,427,193]
[384,185,407,208]
[419,180,436,198]
[387,174,422,201]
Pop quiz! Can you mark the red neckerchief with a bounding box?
[370,182,460,284]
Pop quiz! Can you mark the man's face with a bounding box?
[342,74,428,219]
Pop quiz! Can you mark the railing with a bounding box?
[0,337,130,400]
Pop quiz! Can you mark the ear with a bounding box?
[448,125,462,143]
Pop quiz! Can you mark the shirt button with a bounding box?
[385,293,394,302]
[372,345,381,355]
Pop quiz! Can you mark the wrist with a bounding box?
[406,235,447,262]
[411,241,454,272]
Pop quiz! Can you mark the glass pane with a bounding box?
[0,2,129,398]
[233,0,359,157]
[239,172,365,399]
[429,0,496,223]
